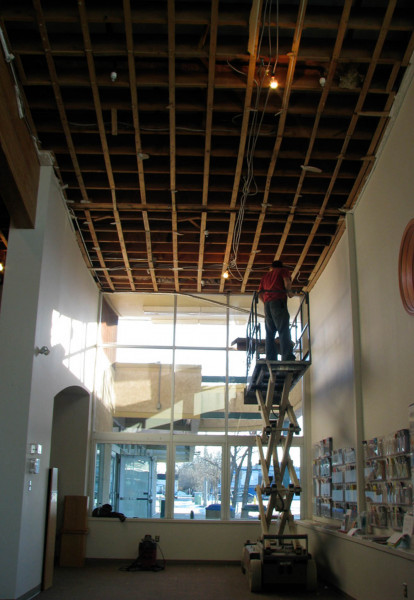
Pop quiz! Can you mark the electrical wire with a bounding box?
[229,0,280,277]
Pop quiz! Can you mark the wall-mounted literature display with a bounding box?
[312,438,332,518]
[312,426,413,548]
[331,447,357,521]
[363,429,412,531]
[312,439,358,521]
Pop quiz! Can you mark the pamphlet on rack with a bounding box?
[386,513,413,549]
[402,513,414,537]
[339,509,353,533]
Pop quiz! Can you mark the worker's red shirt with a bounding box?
[258,268,290,303]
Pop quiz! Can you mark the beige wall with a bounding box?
[309,233,356,449]
[307,62,414,599]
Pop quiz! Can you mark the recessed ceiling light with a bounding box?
[301,165,323,173]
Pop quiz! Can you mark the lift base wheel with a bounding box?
[248,558,262,593]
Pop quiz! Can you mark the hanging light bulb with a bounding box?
[269,76,278,89]
[222,270,229,279]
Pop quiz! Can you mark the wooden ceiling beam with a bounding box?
[78,0,135,290]
[31,0,116,289]
[275,0,352,279]
[167,0,179,292]
[292,0,398,283]
[123,0,158,292]
[241,0,308,292]
[197,0,219,293]
[220,0,264,292]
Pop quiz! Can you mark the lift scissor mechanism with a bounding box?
[241,294,317,593]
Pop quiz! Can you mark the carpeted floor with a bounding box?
[38,560,350,600]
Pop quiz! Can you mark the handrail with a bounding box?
[245,292,311,378]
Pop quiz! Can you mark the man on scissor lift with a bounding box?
[258,260,296,361]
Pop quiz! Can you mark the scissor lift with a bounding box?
[241,293,317,593]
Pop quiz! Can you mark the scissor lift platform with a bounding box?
[241,294,316,593]
[244,359,310,404]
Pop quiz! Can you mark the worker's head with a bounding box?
[271,260,283,269]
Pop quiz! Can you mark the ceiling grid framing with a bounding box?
[197,0,219,293]
[78,0,135,291]
[291,0,399,281]
[167,0,180,292]
[273,0,352,267]
[31,0,114,290]
[123,0,158,292]
[0,0,412,294]
[220,0,264,293]
[241,0,309,292]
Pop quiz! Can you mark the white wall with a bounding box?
[87,519,263,561]
[309,234,356,449]
[298,522,414,600]
[354,87,414,437]
[0,167,100,600]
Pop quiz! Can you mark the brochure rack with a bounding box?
[241,293,315,592]
[363,430,412,532]
[312,442,358,521]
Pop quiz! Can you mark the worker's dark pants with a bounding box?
[264,299,294,360]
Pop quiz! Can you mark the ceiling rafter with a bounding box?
[292,0,399,282]
[273,0,352,274]
[241,0,309,292]
[31,0,114,290]
[220,0,264,293]
[197,0,219,293]
[1,0,412,294]
[167,0,179,292]
[123,0,158,292]
[78,0,135,291]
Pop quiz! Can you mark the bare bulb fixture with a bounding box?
[222,270,229,279]
[269,76,278,89]
[110,71,118,82]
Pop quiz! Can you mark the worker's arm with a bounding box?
[283,275,294,298]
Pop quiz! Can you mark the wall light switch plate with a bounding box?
[29,443,42,455]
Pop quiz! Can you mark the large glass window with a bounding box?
[94,293,306,520]
[230,444,302,520]
[173,349,226,434]
[94,443,167,518]
[174,445,223,519]
[175,295,227,347]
